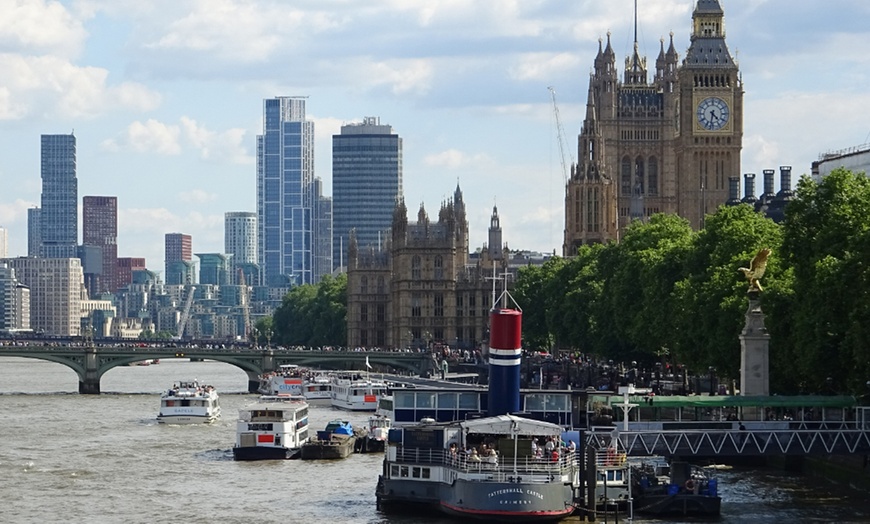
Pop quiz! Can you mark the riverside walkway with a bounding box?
[0,342,438,394]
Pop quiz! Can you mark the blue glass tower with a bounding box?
[331,117,402,270]
[39,134,78,258]
[257,97,315,287]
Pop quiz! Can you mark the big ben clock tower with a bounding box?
[676,0,743,229]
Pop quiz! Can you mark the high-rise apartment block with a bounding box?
[312,178,333,281]
[82,196,118,295]
[27,207,41,257]
[257,96,330,287]
[116,257,146,289]
[165,233,192,285]
[196,253,232,286]
[225,211,257,284]
[39,133,78,259]
[332,117,402,270]
[5,257,83,336]
[0,262,31,332]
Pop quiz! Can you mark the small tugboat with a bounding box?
[157,380,220,424]
[355,413,392,453]
[631,459,721,517]
[300,419,356,460]
[233,394,310,460]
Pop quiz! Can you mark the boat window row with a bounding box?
[390,464,432,480]
[248,423,274,431]
[163,399,215,407]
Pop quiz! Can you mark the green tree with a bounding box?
[271,274,347,346]
[672,204,783,379]
[779,168,870,394]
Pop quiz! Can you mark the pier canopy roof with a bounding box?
[460,414,563,436]
[624,395,857,409]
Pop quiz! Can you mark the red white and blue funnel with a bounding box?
[487,308,522,416]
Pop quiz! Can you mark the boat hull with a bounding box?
[378,476,575,522]
[157,414,220,424]
[232,446,300,461]
[300,438,355,460]
[634,493,721,516]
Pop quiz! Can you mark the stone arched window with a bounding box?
[434,256,443,280]
[621,156,632,196]
[411,256,421,280]
[648,157,659,196]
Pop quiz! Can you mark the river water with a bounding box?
[2,357,869,524]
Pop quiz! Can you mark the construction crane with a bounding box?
[548,86,573,184]
[175,285,196,340]
[238,268,252,341]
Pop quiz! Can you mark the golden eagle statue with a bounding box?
[739,248,771,293]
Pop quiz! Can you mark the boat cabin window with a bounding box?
[416,393,435,409]
[396,391,415,409]
[458,393,478,410]
[438,393,457,409]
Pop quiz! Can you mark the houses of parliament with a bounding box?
[564,0,743,254]
[346,1,743,349]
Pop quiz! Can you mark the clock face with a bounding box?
[696,96,730,131]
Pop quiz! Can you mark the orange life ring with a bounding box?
[685,479,696,491]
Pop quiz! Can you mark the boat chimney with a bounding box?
[487,308,522,416]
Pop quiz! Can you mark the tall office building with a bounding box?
[39,133,78,259]
[82,196,118,295]
[165,233,192,285]
[332,117,402,270]
[257,96,316,287]
[27,207,41,257]
[0,226,7,258]
[312,177,333,281]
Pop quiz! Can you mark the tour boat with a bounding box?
[330,373,388,411]
[376,414,581,521]
[355,413,392,453]
[302,372,333,402]
[157,380,221,424]
[257,364,304,396]
[233,394,310,460]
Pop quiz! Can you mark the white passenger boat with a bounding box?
[157,380,221,424]
[330,373,388,411]
[233,394,310,460]
[302,372,333,402]
[257,364,304,396]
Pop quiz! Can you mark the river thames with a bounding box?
[2,357,870,523]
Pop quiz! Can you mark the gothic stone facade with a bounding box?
[564,0,743,254]
[347,185,507,350]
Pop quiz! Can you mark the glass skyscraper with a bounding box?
[257,96,318,287]
[39,134,78,259]
[331,117,402,270]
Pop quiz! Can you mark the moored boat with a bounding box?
[376,414,580,521]
[258,364,304,396]
[300,419,356,460]
[233,394,309,460]
[631,459,721,517]
[355,414,392,453]
[302,372,333,402]
[157,380,220,424]
[330,373,387,411]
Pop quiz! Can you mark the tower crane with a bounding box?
[175,285,196,340]
[548,86,573,184]
[238,268,252,341]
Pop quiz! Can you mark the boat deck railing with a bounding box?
[392,447,579,477]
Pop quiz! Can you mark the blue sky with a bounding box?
[1,0,869,271]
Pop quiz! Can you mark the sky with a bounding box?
[1,0,869,272]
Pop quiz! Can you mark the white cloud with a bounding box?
[178,189,218,204]
[423,149,493,170]
[104,117,252,163]
[0,54,161,120]
[368,59,435,96]
[0,0,87,58]
[509,53,583,82]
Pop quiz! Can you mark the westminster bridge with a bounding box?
[0,344,439,394]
